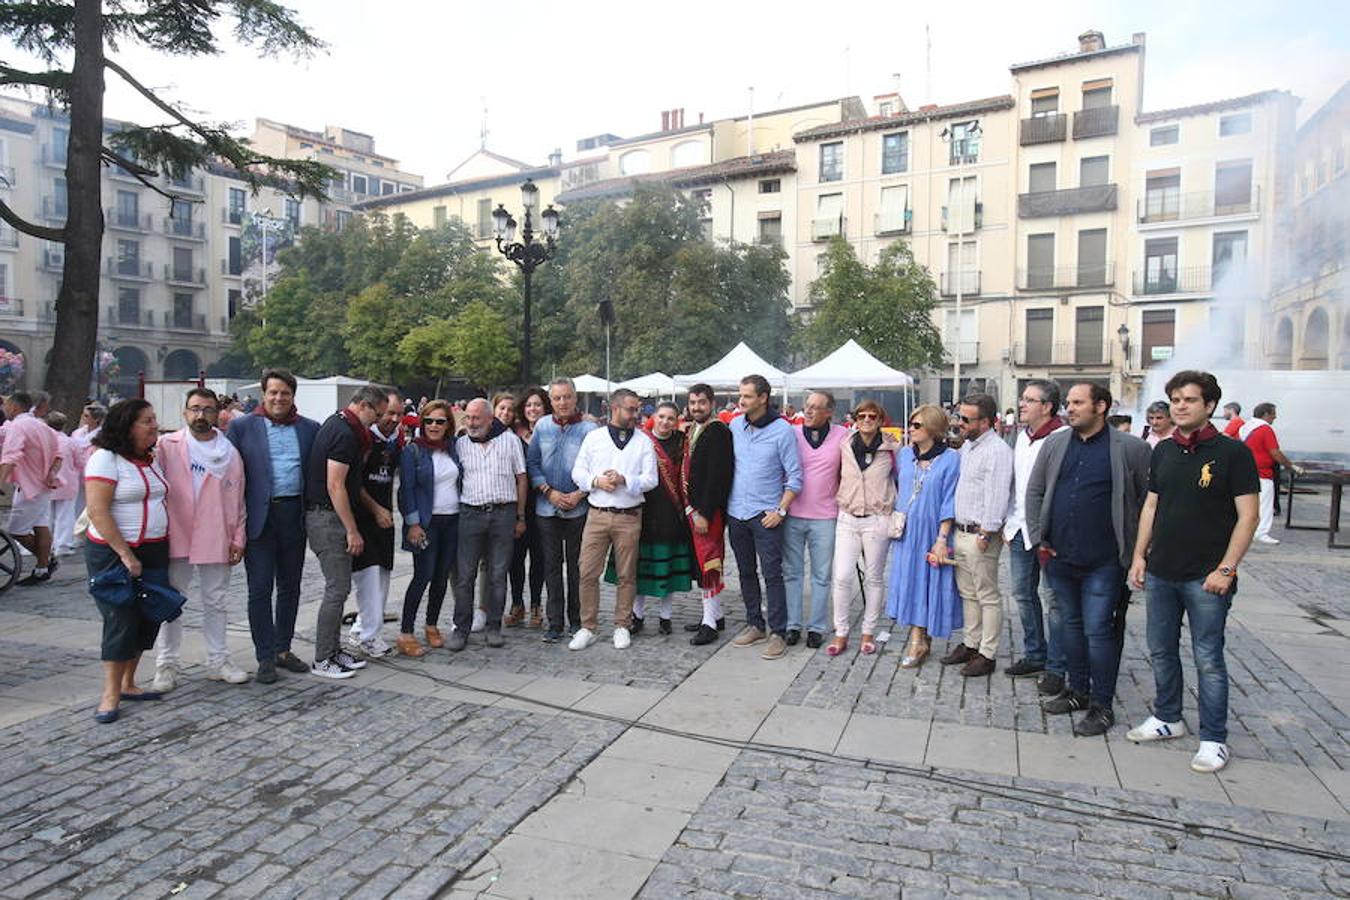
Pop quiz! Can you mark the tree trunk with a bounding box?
[46,0,104,419]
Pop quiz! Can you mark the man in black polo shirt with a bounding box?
[307,385,390,679]
[1026,383,1150,736]
[1127,370,1258,774]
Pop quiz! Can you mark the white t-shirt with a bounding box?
[84,448,169,546]
[431,451,461,515]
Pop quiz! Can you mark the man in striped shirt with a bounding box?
[449,398,527,651]
[940,393,1015,677]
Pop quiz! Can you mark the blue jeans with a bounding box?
[1145,573,1232,742]
[1047,559,1124,708]
[401,514,458,633]
[783,516,835,634]
[728,514,787,636]
[244,497,306,663]
[1007,538,1064,676]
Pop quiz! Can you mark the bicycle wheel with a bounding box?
[0,530,19,593]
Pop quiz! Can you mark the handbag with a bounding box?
[89,563,136,607]
[136,569,187,624]
[889,462,933,540]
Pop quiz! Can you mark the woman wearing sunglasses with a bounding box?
[827,400,900,657]
[395,400,463,656]
[885,404,962,668]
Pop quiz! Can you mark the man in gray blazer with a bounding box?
[1026,383,1150,737]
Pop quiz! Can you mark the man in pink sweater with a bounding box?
[153,388,249,688]
[783,391,849,648]
[0,391,61,585]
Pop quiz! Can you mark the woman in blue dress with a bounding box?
[885,403,961,668]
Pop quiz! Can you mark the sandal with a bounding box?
[504,606,526,628]
[424,626,445,648]
[826,637,848,657]
[860,635,877,656]
[900,633,930,668]
[398,633,426,657]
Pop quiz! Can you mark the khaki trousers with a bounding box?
[953,530,1004,659]
[578,507,643,631]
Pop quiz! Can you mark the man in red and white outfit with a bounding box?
[0,391,61,585]
[1239,402,1302,546]
[153,388,249,688]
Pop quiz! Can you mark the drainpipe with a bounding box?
[720,176,735,243]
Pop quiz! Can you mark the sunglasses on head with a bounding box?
[423,417,449,426]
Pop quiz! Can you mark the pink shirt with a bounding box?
[156,428,247,564]
[50,431,79,501]
[790,422,849,520]
[0,413,59,499]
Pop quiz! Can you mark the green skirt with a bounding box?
[604,540,695,597]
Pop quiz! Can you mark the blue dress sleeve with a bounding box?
[938,452,959,522]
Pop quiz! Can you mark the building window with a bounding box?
[1077,228,1108,286]
[52,126,69,164]
[1219,112,1252,136]
[1144,170,1181,221]
[1028,162,1056,194]
[1075,306,1104,364]
[813,193,844,239]
[1140,309,1176,367]
[819,142,843,182]
[1027,234,1054,289]
[1143,237,1179,294]
[1025,308,1054,365]
[1030,91,1059,117]
[758,214,782,246]
[117,239,139,276]
[1082,85,1113,109]
[228,289,242,319]
[1214,159,1253,213]
[1150,124,1179,146]
[173,292,194,329]
[228,187,245,225]
[115,190,138,227]
[946,176,977,232]
[1080,155,1109,187]
[1212,231,1248,284]
[118,287,140,325]
[170,198,192,226]
[350,173,368,194]
[433,205,447,227]
[477,198,494,238]
[380,181,395,196]
[878,185,909,234]
[619,149,651,176]
[285,198,300,228]
[948,121,980,165]
[758,179,781,194]
[227,236,242,275]
[692,189,713,240]
[172,246,194,282]
[335,210,352,231]
[52,176,67,217]
[946,240,976,294]
[881,132,908,174]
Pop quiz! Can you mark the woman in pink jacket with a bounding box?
[152,388,249,688]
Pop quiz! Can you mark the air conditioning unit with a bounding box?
[47,247,64,268]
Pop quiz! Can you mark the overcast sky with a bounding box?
[5,0,1348,184]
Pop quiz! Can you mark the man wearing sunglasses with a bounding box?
[941,393,1014,677]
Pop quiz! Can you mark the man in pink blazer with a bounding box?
[0,391,61,585]
[154,388,249,688]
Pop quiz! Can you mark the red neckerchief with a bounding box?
[340,408,372,457]
[1027,416,1063,443]
[254,404,300,426]
[413,435,446,452]
[1171,423,1219,452]
[553,412,582,427]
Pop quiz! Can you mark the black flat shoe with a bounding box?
[785,629,801,647]
[94,708,119,723]
[805,632,823,649]
[683,622,702,632]
[690,624,720,646]
[658,618,672,635]
[629,616,644,635]
[120,691,164,702]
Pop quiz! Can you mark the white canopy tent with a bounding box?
[786,340,917,426]
[673,342,788,390]
[571,373,613,393]
[617,371,677,397]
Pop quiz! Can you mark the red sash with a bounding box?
[678,424,725,596]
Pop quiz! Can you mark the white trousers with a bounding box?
[830,512,891,637]
[50,498,76,552]
[1257,478,1275,539]
[351,566,391,641]
[157,559,234,667]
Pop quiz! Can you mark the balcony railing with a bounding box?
[164,217,207,240]
[165,265,207,286]
[1018,263,1115,291]
[41,196,67,221]
[41,144,67,168]
[1018,184,1117,218]
[0,297,24,317]
[874,209,911,235]
[106,208,153,232]
[940,203,984,233]
[942,341,979,365]
[1137,186,1261,223]
[1073,105,1119,140]
[327,186,356,205]
[1133,265,1211,296]
[164,174,205,195]
[41,249,64,271]
[109,164,144,182]
[0,165,16,189]
[106,305,155,328]
[1012,341,1114,367]
[1020,114,1067,146]
[168,313,208,332]
[0,226,18,249]
[812,216,844,241]
[940,271,981,297]
[105,258,154,280]
[221,258,244,276]
[222,207,245,225]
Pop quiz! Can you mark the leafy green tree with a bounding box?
[246,272,318,372]
[397,318,458,384]
[0,0,331,417]
[796,238,944,370]
[344,283,418,383]
[447,302,518,389]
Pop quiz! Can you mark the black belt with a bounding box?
[306,501,335,512]
[594,506,641,516]
[955,522,984,534]
[461,502,513,513]
[271,495,301,504]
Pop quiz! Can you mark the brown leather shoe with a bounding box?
[504,606,526,627]
[939,643,977,666]
[528,607,543,629]
[424,626,445,649]
[961,653,996,677]
[397,633,426,657]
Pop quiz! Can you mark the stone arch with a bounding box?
[1301,306,1329,369]
[111,345,150,399]
[162,349,202,380]
[1272,316,1293,369]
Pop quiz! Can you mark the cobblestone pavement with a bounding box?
[0,488,1346,897]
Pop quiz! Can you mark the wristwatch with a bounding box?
[776,507,789,517]
[1218,564,1236,577]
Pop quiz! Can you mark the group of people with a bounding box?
[1,367,1273,775]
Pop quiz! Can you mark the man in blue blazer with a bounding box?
[227,368,321,684]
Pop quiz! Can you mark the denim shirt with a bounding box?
[265,419,302,498]
[727,415,803,521]
[527,416,598,518]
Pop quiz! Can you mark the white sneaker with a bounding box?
[310,657,356,680]
[568,628,596,651]
[1126,715,1188,743]
[151,664,179,692]
[1256,535,1280,545]
[472,609,487,633]
[361,636,392,658]
[207,659,250,684]
[1191,741,1231,773]
[613,627,631,650]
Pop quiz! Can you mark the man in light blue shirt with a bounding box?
[727,374,802,660]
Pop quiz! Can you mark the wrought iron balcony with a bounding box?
[1137,187,1261,223]
[0,297,24,317]
[1018,184,1117,218]
[940,271,981,297]
[1012,341,1114,367]
[1132,265,1212,296]
[106,208,153,232]
[1020,114,1067,145]
[164,173,206,195]
[164,217,207,240]
[221,258,243,277]
[942,341,979,365]
[1073,105,1119,140]
[222,207,245,225]
[105,258,154,280]
[106,305,155,328]
[1017,263,1115,291]
[165,265,207,287]
[168,312,209,332]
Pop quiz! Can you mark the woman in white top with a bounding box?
[395,401,461,657]
[84,399,170,723]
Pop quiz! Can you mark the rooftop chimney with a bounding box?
[661,110,671,131]
[1078,29,1105,53]
[548,148,562,167]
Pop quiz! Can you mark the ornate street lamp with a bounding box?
[493,178,560,383]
